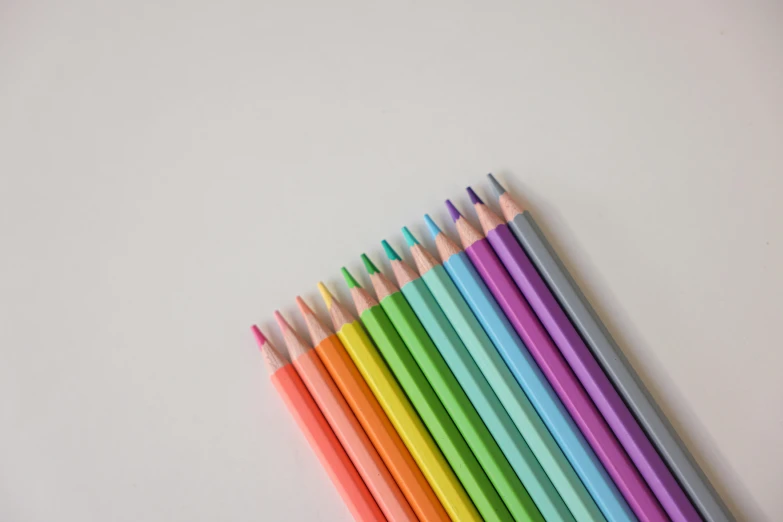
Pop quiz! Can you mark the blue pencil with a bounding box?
[424,214,635,522]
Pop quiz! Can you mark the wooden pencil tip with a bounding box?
[382,240,401,261]
[273,310,290,333]
[401,227,419,247]
[466,186,483,205]
[251,324,267,348]
[341,267,361,289]
[295,296,314,317]
[445,199,462,222]
[361,253,380,274]
[424,214,442,238]
[317,282,333,309]
[487,173,506,198]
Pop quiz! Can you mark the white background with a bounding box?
[1,1,781,520]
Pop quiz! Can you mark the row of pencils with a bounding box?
[252,174,734,522]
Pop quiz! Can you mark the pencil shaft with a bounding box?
[486,220,700,522]
[270,365,384,522]
[421,260,604,522]
[442,250,634,522]
[511,209,734,522]
[336,320,468,521]
[395,276,546,522]
[314,333,446,521]
[360,302,510,522]
[291,349,415,521]
[464,235,667,522]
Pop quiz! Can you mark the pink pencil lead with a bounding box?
[251,324,268,348]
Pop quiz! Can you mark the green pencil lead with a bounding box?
[401,227,419,247]
[360,253,380,275]
[341,267,361,289]
[381,240,401,261]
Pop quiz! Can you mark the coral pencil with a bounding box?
[317,283,475,522]
[468,185,701,522]
[424,215,634,522]
[403,226,604,522]
[487,173,734,522]
[274,312,414,522]
[447,199,667,522]
[378,244,547,522]
[341,267,505,522]
[251,326,383,522]
[296,296,450,522]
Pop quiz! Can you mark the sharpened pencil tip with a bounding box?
[445,200,462,222]
[361,253,380,274]
[424,214,442,238]
[467,186,483,205]
[486,173,506,197]
[273,311,289,332]
[341,267,361,289]
[251,325,267,348]
[401,227,419,247]
[381,240,401,261]
[317,282,333,309]
[295,296,313,317]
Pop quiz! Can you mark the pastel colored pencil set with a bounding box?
[251,174,735,522]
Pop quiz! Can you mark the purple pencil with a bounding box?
[446,199,668,522]
[467,187,702,522]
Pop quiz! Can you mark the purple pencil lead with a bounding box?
[445,199,462,222]
[466,186,483,205]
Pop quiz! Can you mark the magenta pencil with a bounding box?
[446,199,668,522]
[467,186,702,522]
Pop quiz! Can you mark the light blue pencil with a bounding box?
[403,226,605,522]
[423,214,636,522]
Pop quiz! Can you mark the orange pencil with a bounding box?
[251,326,383,522]
[275,311,416,522]
[297,296,451,522]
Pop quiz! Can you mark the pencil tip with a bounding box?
[401,227,419,247]
[295,296,312,316]
[341,267,361,289]
[361,253,380,274]
[445,200,462,222]
[486,173,506,197]
[467,186,483,205]
[423,214,442,237]
[251,325,267,348]
[382,240,401,261]
[317,282,333,308]
[273,311,288,331]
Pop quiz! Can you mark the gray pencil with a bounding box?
[486,173,735,522]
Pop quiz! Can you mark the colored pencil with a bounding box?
[446,199,667,522]
[468,185,702,522]
[403,226,607,522]
[274,312,416,522]
[341,267,510,522]
[317,283,476,522]
[381,240,558,521]
[424,215,634,522]
[296,296,451,522]
[487,174,734,522]
[251,326,384,522]
[362,252,541,522]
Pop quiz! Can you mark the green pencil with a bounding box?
[403,226,606,522]
[361,253,543,522]
[341,267,512,522]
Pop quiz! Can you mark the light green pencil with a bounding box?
[362,252,543,522]
[402,226,607,522]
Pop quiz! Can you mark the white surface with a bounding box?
[1,1,781,521]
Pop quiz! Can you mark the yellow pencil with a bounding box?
[318,282,480,522]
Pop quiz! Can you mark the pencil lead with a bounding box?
[251,324,267,348]
[423,214,442,238]
[486,173,506,198]
[295,296,313,317]
[445,199,462,222]
[401,227,419,247]
[466,186,483,205]
[341,267,361,289]
[361,253,380,274]
[273,310,291,333]
[317,282,333,309]
[381,240,401,261]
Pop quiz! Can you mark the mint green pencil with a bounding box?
[402,227,607,522]
[362,252,543,522]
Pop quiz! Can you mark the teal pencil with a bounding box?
[401,227,606,522]
[369,248,543,522]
